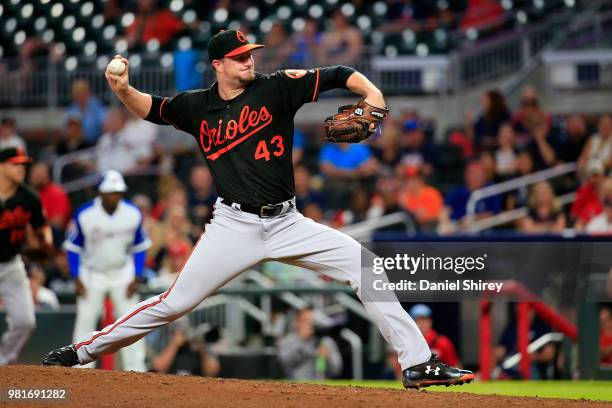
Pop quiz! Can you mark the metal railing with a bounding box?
[470,192,577,232]
[465,162,578,231]
[51,145,163,193]
[501,332,564,371]
[340,211,417,241]
[0,4,587,107]
[453,17,561,87]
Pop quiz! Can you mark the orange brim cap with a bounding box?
[225,43,265,58]
[6,156,33,164]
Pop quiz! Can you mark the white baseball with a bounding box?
[107,58,126,75]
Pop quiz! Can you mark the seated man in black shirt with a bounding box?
[152,318,219,377]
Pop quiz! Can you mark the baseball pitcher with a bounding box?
[43,31,473,388]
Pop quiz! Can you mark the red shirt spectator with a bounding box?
[600,307,612,365]
[29,162,71,229]
[571,163,605,226]
[460,0,504,30]
[424,329,460,367]
[409,304,460,367]
[126,0,183,48]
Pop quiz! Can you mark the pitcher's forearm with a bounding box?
[116,86,153,119]
[346,72,385,107]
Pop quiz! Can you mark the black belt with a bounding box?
[221,198,295,218]
[0,255,16,263]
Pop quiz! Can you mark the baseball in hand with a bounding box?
[107,58,126,75]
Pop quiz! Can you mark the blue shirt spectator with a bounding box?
[320,143,372,170]
[65,79,107,143]
[444,184,502,221]
[442,160,502,223]
[320,143,378,180]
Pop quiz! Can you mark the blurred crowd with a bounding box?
[4,77,611,313]
[1,0,534,83]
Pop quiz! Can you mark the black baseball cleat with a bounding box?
[41,345,79,367]
[402,354,474,389]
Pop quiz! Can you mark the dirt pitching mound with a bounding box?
[0,366,607,408]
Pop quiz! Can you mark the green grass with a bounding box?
[311,380,612,401]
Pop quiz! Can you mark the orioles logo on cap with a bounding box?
[236,31,246,43]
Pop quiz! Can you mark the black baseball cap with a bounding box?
[207,30,264,61]
[0,147,32,164]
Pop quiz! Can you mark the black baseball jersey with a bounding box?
[156,67,352,205]
[0,184,47,262]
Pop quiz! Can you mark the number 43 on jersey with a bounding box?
[254,135,285,161]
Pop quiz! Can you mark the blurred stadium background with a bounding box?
[1,0,612,388]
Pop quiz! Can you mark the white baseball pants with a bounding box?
[75,199,431,370]
[73,265,146,371]
[0,256,36,365]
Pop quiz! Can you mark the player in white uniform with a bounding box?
[43,31,473,388]
[63,170,150,371]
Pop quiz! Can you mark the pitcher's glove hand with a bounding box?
[324,98,389,143]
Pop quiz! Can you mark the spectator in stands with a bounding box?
[400,119,437,177]
[0,118,27,153]
[512,86,551,145]
[152,318,220,376]
[579,115,612,176]
[293,128,306,165]
[319,142,378,180]
[460,0,504,30]
[122,112,159,169]
[409,304,460,367]
[371,119,404,177]
[526,120,557,171]
[479,150,496,182]
[519,181,566,234]
[29,264,60,310]
[556,115,589,165]
[96,108,135,174]
[28,162,71,231]
[382,0,437,33]
[55,114,95,182]
[505,149,534,210]
[160,204,195,252]
[585,179,612,235]
[278,308,342,380]
[494,124,518,178]
[259,21,289,67]
[369,176,409,232]
[465,89,511,149]
[294,165,325,212]
[187,164,217,228]
[148,239,191,289]
[438,160,502,233]
[318,10,364,66]
[333,188,371,227]
[571,162,605,228]
[285,19,323,66]
[132,194,164,268]
[65,80,107,143]
[398,165,443,227]
[600,306,612,365]
[126,0,184,50]
[152,177,189,220]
